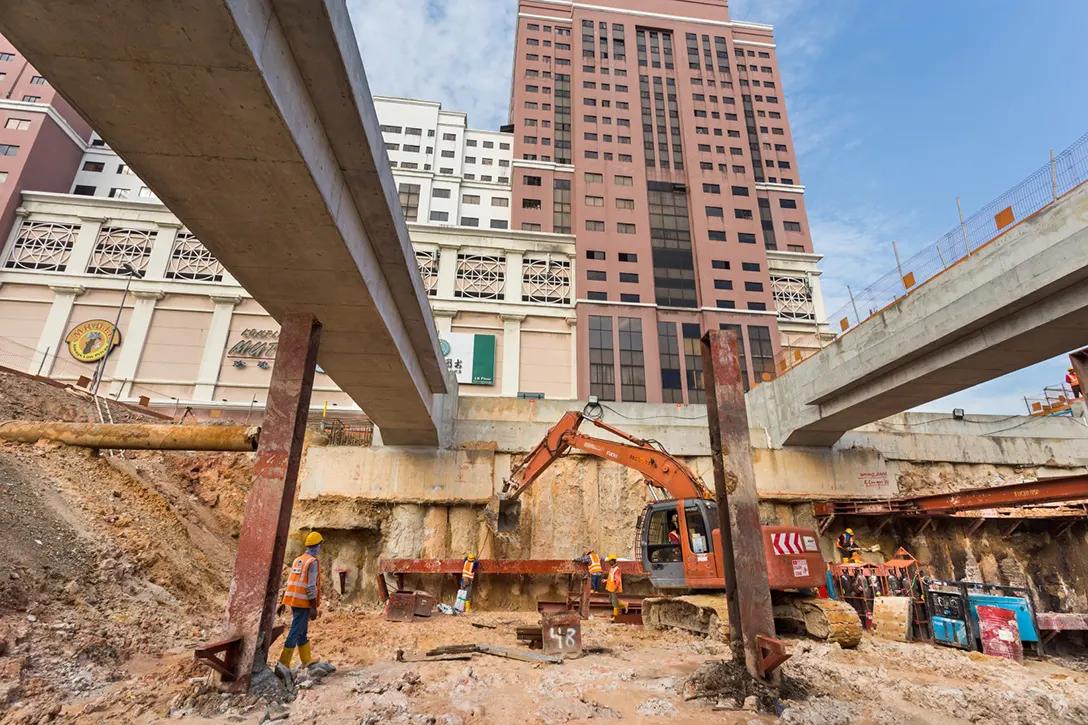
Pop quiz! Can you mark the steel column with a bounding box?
[701,330,781,683]
[221,314,321,692]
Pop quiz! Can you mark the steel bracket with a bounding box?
[756,634,791,677]
[194,625,284,681]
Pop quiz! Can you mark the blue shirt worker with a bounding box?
[279,531,323,668]
[573,550,604,593]
[460,555,479,612]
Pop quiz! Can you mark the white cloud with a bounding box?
[347,0,516,131]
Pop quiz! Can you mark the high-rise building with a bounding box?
[0,36,92,247]
[509,0,825,403]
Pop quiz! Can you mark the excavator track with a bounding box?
[791,596,863,648]
[642,593,862,648]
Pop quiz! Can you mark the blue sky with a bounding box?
[348,0,1088,415]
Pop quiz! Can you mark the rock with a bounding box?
[9,571,19,580]
[743,695,758,711]
[64,581,80,597]
[635,698,678,717]
[25,614,36,623]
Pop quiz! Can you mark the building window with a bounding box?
[616,222,635,234]
[491,197,509,207]
[586,220,605,231]
[682,323,704,404]
[429,210,449,222]
[522,256,570,304]
[714,279,732,290]
[620,293,640,303]
[490,219,509,229]
[783,221,802,232]
[585,195,604,207]
[748,325,774,383]
[522,223,542,231]
[618,252,638,262]
[166,232,224,282]
[703,183,720,194]
[705,206,724,217]
[73,185,95,196]
[735,209,753,220]
[587,269,607,281]
[523,198,542,209]
[462,194,480,205]
[0,53,13,61]
[614,174,633,186]
[658,322,682,403]
[440,167,454,175]
[553,178,571,233]
[524,175,542,186]
[4,118,30,131]
[586,250,605,260]
[619,272,639,283]
[616,198,634,209]
[88,226,154,276]
[587,291,607,300]
[108,187,130,199]
[433,188,451,199]
[589,316,616,401]
[717,300,735,309]
[82,160,105,172]
[405,127,422,136]
[21,95,41,102]
[380,124,402,133]
[398,183,420,221]
[0,144,19,156]
[618,318,646,402]
[779,198,797,209]
[585,172,603,183]
[744,281,763,292]
[29,75,46,85]
[460,217,479,227]
[0,171,7,184]
[440,150,455,158]
[708,230,726,242]
[738,232,757,244]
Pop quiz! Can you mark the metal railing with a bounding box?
[773,132,1088,381]
[1023,384,1080,417]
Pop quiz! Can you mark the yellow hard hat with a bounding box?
[607,554,618,561]
[845,528,854,535]
[305,531,323,547]
[1069,367,1075,372]
[467,554,476,560]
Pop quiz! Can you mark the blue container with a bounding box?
[967,593,1037,642]
[932,616,969,648]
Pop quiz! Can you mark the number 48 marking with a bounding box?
[546,626,577,649]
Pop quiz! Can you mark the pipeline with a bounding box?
[0,421,260,452]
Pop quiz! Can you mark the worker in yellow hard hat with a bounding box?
[458,554,479,612]
[1067,367,1081,398]
[836,528,862,563]
[278,531,331,673]
[605,554,624,619]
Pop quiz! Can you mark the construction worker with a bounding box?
[605,554,623,619]
[668,514,681,544]
[279,531,323,670]
[573,550,604,592]
[459,554,478,612]
[836,528,862,564]
[1067,367,1081,398]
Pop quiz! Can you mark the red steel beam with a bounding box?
[702,329,779,685]
[379,558,646,576]
[220,314,321,693]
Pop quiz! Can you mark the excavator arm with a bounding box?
[491,410,711,532]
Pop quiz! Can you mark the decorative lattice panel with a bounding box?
[771,276,815,321]
[415,250,438,297]
[4,222,79,271]
[455,253,505,300]
[166,232,224,282]
[87,226,154,277]
[522,256,570,304]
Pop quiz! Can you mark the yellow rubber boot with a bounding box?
[298,642,313,667]
[612,606,621,618]
[278,647,295,667]
[465,601,471,613]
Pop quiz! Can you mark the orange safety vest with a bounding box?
[282,553,320,609]
[1068,371,1080,387]
[606,566,622,593]
[461,559,476,581]
[587,553,602,575]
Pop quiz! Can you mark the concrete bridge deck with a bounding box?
[0,0,448,445]
[747,182,1088,447]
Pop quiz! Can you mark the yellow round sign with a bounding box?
[64,319,121,363]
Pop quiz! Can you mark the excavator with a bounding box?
[489,409,863,647]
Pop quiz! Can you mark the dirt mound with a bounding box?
[0,370,154,425]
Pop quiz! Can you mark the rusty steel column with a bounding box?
[1070,348,1088,401]
[701,329,779,684]
[221,314,321,693]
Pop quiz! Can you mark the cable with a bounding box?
[582,401,604,420]
[599,403,705,422]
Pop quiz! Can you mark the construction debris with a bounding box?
[425,643,563,664]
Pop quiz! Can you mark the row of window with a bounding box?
[524,22,572,35]
[588,317,775,403]
[81,160,135,175]
[72,185,153,199]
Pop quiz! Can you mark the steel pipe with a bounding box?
[0,421,260,451]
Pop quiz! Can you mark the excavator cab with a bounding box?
[639,498,723,590]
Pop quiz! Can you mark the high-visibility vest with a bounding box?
[462,559,476,581]
[606,566,622,593]
[282,553,320,609]
[588,553,602,574]
[1068,372,1080,387]
[668,530,681,544]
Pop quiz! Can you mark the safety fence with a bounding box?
[772,131,1088,380]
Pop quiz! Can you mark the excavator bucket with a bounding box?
[485,495,521,533]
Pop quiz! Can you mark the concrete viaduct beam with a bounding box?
[747,183,1088,447]
[0,0,448,445]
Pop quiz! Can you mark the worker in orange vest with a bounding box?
[278,531,324,670]
[1067,367,1081,398]
[573,550,604,592]
[459,554,478,612]
[605,554,624,619]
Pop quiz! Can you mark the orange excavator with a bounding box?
[490,410,862,647]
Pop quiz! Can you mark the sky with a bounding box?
[347,0,1088,415]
